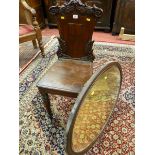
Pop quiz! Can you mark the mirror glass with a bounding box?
[72,65,121,152]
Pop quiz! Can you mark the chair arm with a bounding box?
[20,0,36,16]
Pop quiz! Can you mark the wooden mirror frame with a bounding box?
[65,62,122,155]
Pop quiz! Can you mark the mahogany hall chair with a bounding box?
[36,0,103,116]
[19,0,45,57]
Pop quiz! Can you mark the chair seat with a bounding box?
[37,59,92,97]
[19,24,34,36]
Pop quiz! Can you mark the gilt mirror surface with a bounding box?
[71,64,121,153]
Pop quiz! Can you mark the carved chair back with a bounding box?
[49,0,103,61]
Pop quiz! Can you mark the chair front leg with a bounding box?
[36,29,45,57]
[32,39,37,49]
[32,16,45,57]
[39,89,52,118]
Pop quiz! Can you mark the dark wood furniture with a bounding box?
[44,0,113,31]
[82,0,113,31]
[112,0,135,35]
[65,62,122,154]
[43,0,66,28]
[36,0,103,117]
[19,0,45,57]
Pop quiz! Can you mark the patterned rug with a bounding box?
[19,37,135,155]
[19,36,53,72]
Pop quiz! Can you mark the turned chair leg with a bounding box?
[36,28,45,57]
[37,38,45,57]
[32,16,45,57]
[39,89,52,117]
[32,39,37,49]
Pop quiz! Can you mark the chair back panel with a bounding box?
[57,14,95,58]
[49,0,103,60]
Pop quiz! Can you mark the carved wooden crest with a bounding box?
[49,0,103,19]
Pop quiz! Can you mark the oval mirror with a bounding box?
[65,62,122,155]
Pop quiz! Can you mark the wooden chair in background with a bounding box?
[36,0,103,116]
[118,27,135,41]
[19,0,45,57]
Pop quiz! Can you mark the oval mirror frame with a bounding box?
[65,62,122,155]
